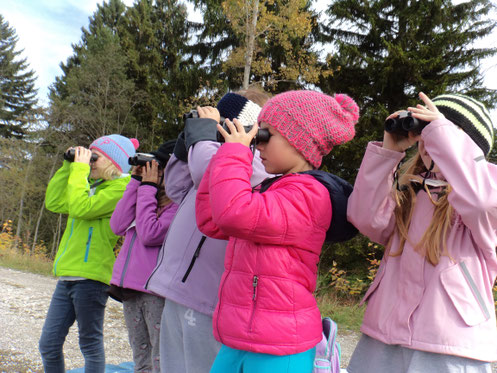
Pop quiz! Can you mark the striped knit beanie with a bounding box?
[217,92,262,127]
[432,94,494,156]
[257,90,359,168]
[90,134,139,173]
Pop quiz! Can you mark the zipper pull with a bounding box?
[252,275,258,300]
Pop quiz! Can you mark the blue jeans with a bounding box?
[39,279,109,373]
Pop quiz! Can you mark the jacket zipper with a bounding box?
[181,235,207,283]
[248,275,259,332]
[84,227,93,262]
[120,231,137,287]
[54,218,75,275]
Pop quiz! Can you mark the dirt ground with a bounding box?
[0,266,361,372]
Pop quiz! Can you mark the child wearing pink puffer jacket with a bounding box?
[196,90,360,373]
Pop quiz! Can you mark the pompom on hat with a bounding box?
[90,134,139,173]
[432,93,494,156]
[257,90,359,168]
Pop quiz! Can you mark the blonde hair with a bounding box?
[99,158,122,180]
[391,152,453,266]
[236,88,271,107]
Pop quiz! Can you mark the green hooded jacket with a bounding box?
[45,160,130,284]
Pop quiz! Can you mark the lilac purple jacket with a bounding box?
[347,118,497,361]
[110,178,178,293]
[196,143,332,356]
[145,140,269,315]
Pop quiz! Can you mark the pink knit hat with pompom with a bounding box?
[257,90,359,168]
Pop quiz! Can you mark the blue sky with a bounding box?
[1,0,496,113]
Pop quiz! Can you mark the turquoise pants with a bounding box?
[210,344,316,373]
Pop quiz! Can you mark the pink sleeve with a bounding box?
[110,177,140,236]
[422,119,497,258]
[347,142,405,245]
[196,157,230,240]
[197,143,331,248]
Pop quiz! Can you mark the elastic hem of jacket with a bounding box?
[141,181,159,189]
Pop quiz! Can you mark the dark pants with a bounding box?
[39,279,109,373]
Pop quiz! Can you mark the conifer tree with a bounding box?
[0,15,38,138]
[318,0,497,179]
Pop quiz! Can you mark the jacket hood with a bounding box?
[260,170,358,243]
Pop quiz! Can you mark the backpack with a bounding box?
[313,317,341,373]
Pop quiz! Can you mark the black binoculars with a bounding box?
[128,153,158,167]
[384,111,429,137]
[216,123,271,144]
[63,149,99,162]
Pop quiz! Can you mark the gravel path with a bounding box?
[0,266,361,372]
[0,267,132,372]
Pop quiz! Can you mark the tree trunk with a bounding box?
[31,156,58,253]
[243,0,259,89]
[14,148,38,250]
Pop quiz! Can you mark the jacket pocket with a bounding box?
[84,227,93,262]
[181,235,207,283]
[440,261,491,326]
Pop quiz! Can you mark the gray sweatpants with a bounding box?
[123,293,165,373]
[346,334,492,373]
[160,299,221,373]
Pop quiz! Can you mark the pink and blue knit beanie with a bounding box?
[216,92,262,126]
[90,134,139,173]
[257,90,359,168]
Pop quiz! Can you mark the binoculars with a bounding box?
[384,111,429,137]
[216,123,271,144]
[63,149,99,162]
[128,153,158,167]
[183,109,271,145]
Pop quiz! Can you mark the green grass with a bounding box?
[0,249,53,277]
[317,293,365,333]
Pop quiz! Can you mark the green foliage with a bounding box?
[221,0,329,90]
[0,15,38,139]
[317,0,497,269]
[49,26,143,144]
[319,0,497,176]
[3,0,497,274]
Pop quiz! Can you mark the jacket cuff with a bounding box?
[131,175,142,182]
[184,118,219,149]
[173,131,188,162]
[141,181,159,189]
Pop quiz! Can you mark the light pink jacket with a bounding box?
[348,118,497,362]
[196,143,331,355]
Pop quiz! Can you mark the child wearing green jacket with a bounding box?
[39,134,138,373]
